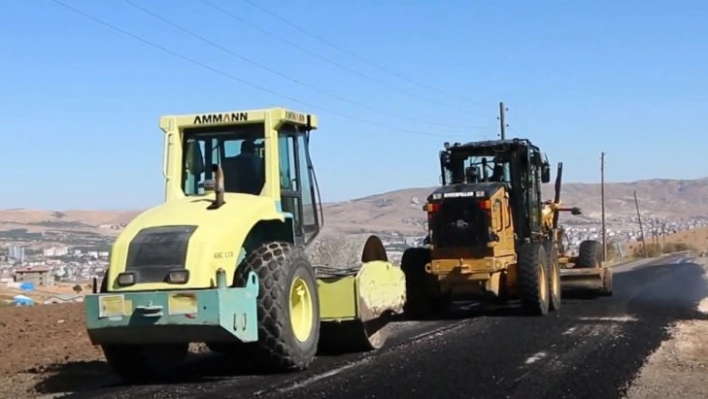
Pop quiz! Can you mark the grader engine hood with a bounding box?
[426,182,505,249]
[107,194,284,291]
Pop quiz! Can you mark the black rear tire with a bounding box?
[400,247,447,319]
[577,240,602,268]
[546,242,562,312]
[517,242,550,316]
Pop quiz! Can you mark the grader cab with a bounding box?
[84,108,406,381]
[402,138,563,318]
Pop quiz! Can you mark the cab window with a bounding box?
[182,124,265,196]
[278,125,321,244]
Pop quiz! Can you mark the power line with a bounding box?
[121,0,484,130]
[240,0,490,108]
[198,0,488,113]
[49,0,483,138]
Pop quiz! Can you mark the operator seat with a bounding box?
[221,140,265,195]
[491,164,505,182]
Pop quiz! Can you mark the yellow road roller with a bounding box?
[84,108,406,381]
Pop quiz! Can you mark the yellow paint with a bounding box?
[159,107,317,205]
[108,193,284,292]
[315,260,406,322]
[289,276,315,342]
[429,186,516,275]
[124,299,133,315]
[99,295,126,317]
[355,260,406,320]
[168,292,198,315]
[317,277,357,320]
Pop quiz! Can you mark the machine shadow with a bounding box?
[30,360,119,395]
[32,350,299,395]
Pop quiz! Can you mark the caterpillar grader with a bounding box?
[402,138,610,319]
[83,108,406,381]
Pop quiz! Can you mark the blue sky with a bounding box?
[2,0,706,210]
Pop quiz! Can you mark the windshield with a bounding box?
[181,124,265,196]
[443,150,510,185]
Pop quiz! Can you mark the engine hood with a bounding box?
[107,193,286,291]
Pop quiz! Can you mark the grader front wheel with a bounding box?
[548,247,562,311]
[235,241,320,372]
[401,247,448,320]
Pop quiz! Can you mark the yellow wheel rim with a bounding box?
[539,263,548,303]
[551,263,560,297]
[289,276,314,343]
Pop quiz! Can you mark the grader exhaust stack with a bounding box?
[552,162,613,297]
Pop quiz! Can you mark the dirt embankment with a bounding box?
[0,302,210,398]
[0,303,113,398]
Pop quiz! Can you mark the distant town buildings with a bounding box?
[7,245,25,263]
[13,266,54,287]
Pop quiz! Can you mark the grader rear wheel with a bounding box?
[235,241,320,372]
[548,245,562,311]
[517,242,551,316]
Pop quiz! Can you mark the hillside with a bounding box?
[0,178,707,235]
[323,177,708,233]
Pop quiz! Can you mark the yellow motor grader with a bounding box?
[83,108,406,381]
[402,138,563,318]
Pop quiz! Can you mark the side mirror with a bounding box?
[541,163,551,183]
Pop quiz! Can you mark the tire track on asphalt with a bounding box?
[63,318,479,399]
[63,256,688,399]
[256,256,699,399]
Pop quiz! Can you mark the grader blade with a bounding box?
[560,266,613,297]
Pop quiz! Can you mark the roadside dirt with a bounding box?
[623,257,708,399]
[0,303,207,398]
[0,303,104,398]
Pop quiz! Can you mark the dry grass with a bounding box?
[623,226,708,256]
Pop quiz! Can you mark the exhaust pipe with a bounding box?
[208,164,225,210]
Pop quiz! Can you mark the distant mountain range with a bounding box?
[322,177,708,233]
[1,178,707,235]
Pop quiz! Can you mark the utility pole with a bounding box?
[498,101,507,139]
[633,190,648,257]
[661,219,667,246]
[600,152,607,261]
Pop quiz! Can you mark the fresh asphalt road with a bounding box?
[64,253,708,399]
